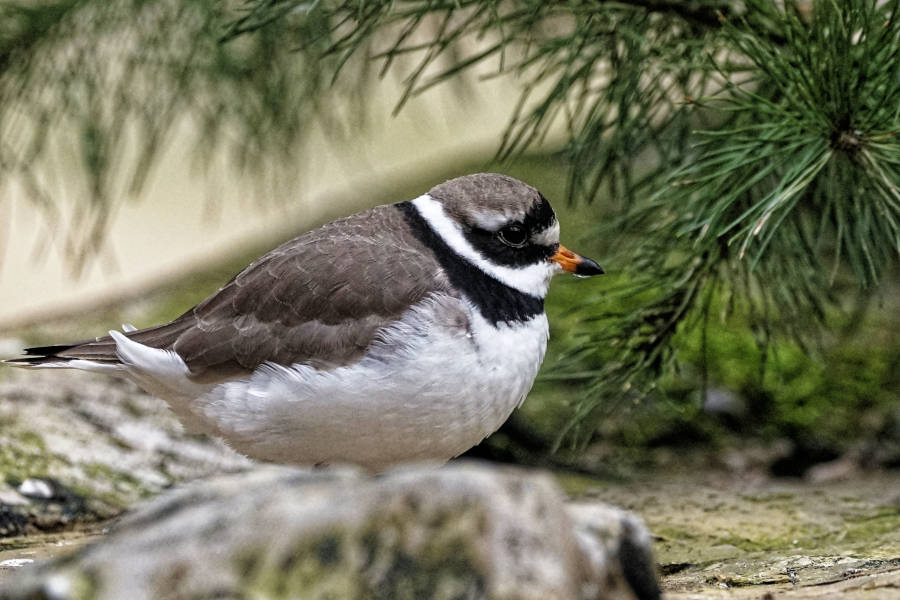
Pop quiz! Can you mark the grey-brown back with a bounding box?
[15,204,454,382]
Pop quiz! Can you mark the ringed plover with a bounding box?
[5,173,603,471]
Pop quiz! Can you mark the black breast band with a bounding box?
[397,202,544,326]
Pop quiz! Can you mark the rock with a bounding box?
[0,369,250,533]
[0,463,660,600]
[567,502,659,600]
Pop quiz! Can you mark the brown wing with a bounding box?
[16,204,452,381]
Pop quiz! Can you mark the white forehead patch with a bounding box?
[469,210,516,231]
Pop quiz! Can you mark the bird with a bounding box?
[5,173,603,471]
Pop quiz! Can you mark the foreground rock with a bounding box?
[0,463,659,600]
[0,370,250,532]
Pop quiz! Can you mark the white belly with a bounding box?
[188,301,549,471]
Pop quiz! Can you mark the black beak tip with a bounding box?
[575,257,604,277]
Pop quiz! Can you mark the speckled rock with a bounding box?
[0,369,250,532]
[0,463,660,600]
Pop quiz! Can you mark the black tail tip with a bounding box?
[23,343,77,356]
[2,355,70,367]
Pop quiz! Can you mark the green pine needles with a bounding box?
[689,0,900,285]
[559,0,900,445]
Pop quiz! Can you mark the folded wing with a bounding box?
[7,204,452,383]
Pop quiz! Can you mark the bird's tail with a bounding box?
[3,321,189,372]
[4,339,121,370]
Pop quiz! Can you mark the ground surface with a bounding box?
[562,470,900,599]
[2,473,898,597]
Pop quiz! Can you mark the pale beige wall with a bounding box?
[0,77,530,329]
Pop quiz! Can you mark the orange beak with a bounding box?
[550,244,604,276]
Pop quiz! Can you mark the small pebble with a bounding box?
[18,478,54,499]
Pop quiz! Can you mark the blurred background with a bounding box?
[1,0,899,483]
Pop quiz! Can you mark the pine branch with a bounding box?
[554,0,900,447]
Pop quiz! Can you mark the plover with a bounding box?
[5,173,602,471]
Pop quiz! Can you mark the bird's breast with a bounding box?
[192,300,550,471]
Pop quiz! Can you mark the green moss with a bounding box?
[714,535,802,553]
[14,431,47,451]
[820,508,900,554]
[238,530,362,599]
[236,503,489,600]
[0,539,30,553]
[742,492,797,503]
[81,462,142,489]
[360,502,488,599]
[363,533,485,600]
[69,462,150,508]
[657,504,898,568]
[554,471,607,497]
[655,527,701,543]
[0,429,54,484]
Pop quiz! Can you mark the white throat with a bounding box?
[412,195,559,298]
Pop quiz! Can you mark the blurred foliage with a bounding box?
[552,0,900,448]
[508,157,899,465]
[2,0,899,455]
[0,0,367,271]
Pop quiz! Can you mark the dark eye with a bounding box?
[497,224,528,248]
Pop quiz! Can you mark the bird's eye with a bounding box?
[497,224,528,248]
